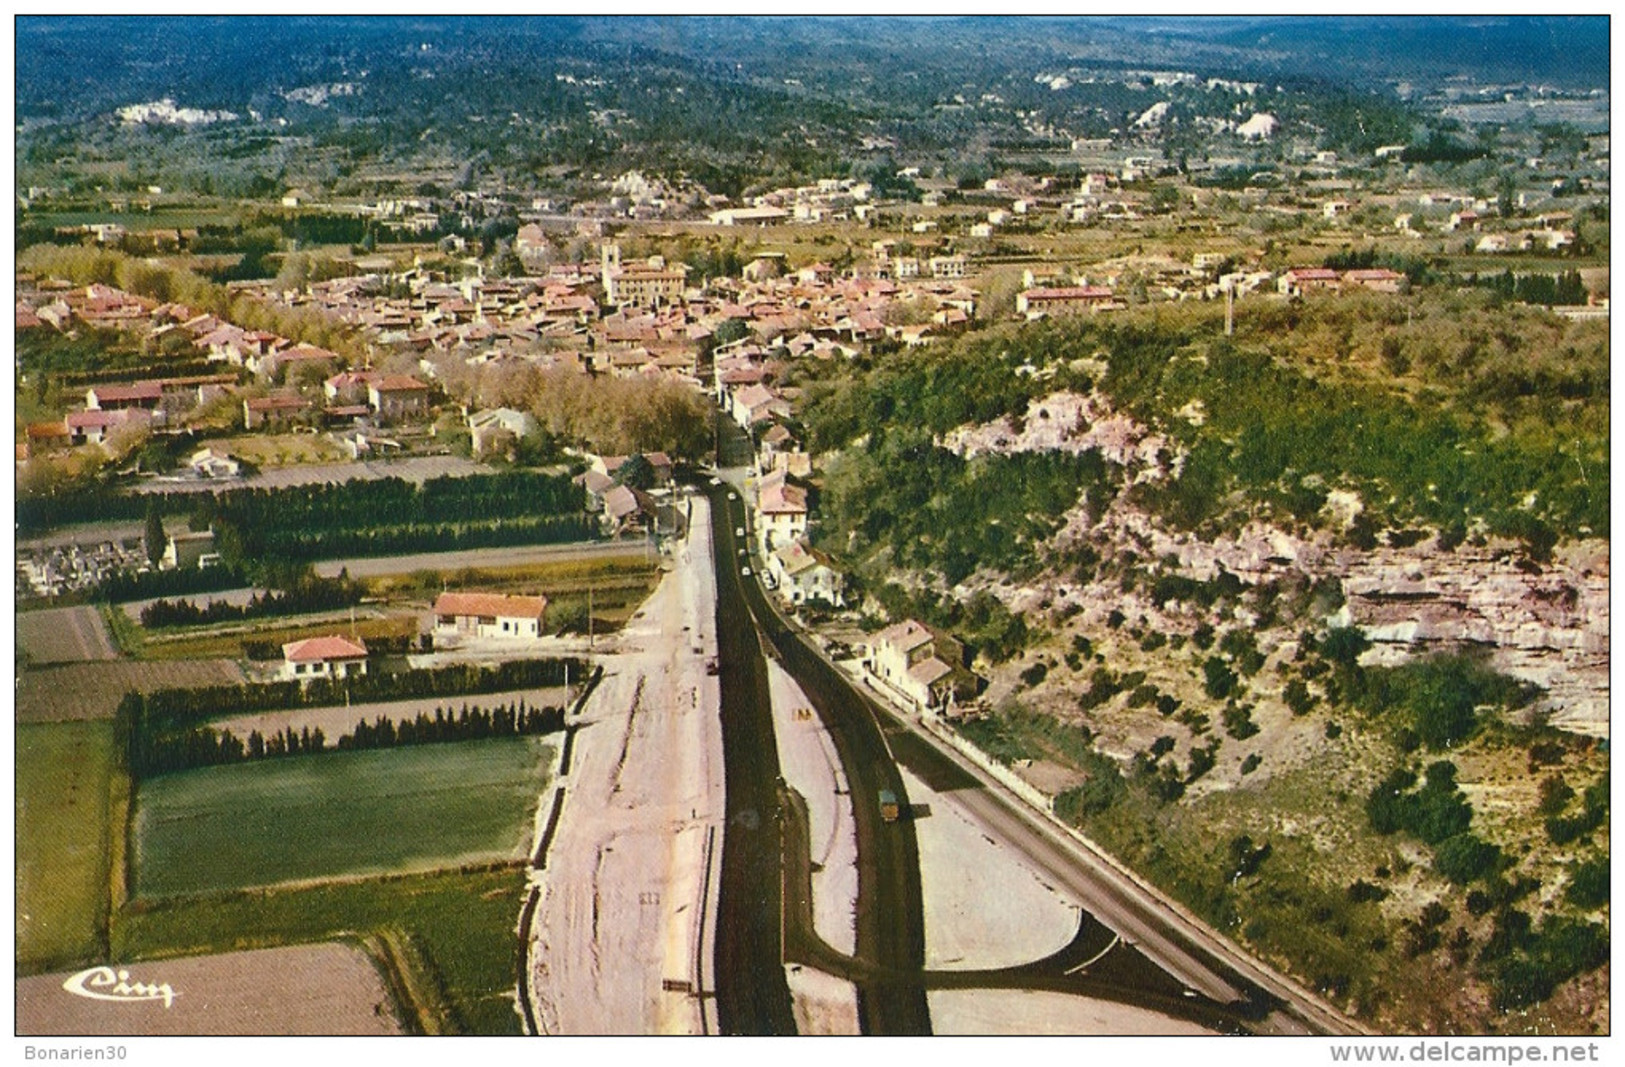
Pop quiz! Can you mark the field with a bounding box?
[16,605,120,663]
[112,867,529,1034]
[17,941,405,1036]
[16,658,246,722]
[16,722,118,972]
[133,735,554,898]
[130,611,421,661]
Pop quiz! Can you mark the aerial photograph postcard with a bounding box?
[12,14,1611,1044]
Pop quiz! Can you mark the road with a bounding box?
[705,476,931,1035]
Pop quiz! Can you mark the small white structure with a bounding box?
[281,635,368,682]
[863,618,974,714]
[433,591,548,640]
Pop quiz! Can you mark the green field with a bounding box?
[133,737,553,898]
[16,721,118,971]
[112,866,529,1035]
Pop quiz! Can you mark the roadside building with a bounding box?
[433,592,548,640]
[863,618,978,715]
[281,635,368,683]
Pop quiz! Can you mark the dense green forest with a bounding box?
[802,295,1607,605]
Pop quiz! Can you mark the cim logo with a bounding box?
[62,966,178,1009]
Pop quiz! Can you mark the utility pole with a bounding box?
[1224,285,1234,337]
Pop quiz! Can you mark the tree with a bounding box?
[616,453,655,490]
[144,505,167,567]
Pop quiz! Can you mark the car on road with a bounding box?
[728,492,738,500]
[735,527,745,537]
[709,477,721,487]
[741,566,751,576]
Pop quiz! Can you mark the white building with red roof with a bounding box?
[433,592,549,640]
[755,469,808,552]
[281,635,369,682]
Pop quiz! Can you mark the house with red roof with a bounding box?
[281,635,368,682]
[432,591,549,640]
[367,375,430,422]
[1277,267,1342,297]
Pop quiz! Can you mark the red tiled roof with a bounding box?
[434,592,548,620]
[282,635,368,662]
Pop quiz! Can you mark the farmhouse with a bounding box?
[281,635,369,682]
[433,591,549,640]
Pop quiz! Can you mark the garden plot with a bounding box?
[133,736,553,897]
[17,605,120,663]
[17,941,403,1036]
[17,722,117,970]
[17,659,246,723]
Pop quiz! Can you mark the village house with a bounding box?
[1015,285,1118,319]
[281,634,368,683]
[65,407,149,446]
[1277,267,1342,297]
[367,375,431,422]
[467,407,539,458]
[755,469,808,553]
[243,392,314,431]
[863,618,978,715]
[1341,269,1409,294]
[432,591,549,640]
[768,538,846,607]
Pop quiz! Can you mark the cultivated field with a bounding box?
[113,867,529,1034]
[17,605,120,663]
[16,659,246,723]
[17,941,405,1036]
[132,736,554,898]
[16,722,118,972]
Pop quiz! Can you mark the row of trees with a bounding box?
[119,656,583,736]
[129,698,566,778]
[139,573,364,628]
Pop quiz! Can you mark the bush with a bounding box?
[1222,702,1260,740]
[1203,656,1238,700]
[1433,833,1502,885]
[1565,855,1610,909]
[1284,678,1317,715]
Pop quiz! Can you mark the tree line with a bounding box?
[129,698,566,778]
[118,656,583,738]
[140,572,363,628]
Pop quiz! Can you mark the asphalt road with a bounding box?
[706,478,932,1036]
[707,483,797,1035]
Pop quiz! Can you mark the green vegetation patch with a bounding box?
[17,721,119,971]
[113,866,527,1035]
[132,736,553,898]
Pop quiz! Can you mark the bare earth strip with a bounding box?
[526,495,725,1035]
[928,988,1214,1036]
[767,658,859,957]
[899,762,1081,972]
[16,659,247,723]
[126,455,496,495]
[210,686,571,742]
[16,942,404,1036]
[313,538,651,580]
[17,605,120,663]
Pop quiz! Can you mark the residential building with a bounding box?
[755,469,808,552]
[768,539,846,607]
[1015,286,1118,318]
[864,618,976,714]
[433,591,548,640]
[281,635,368,682]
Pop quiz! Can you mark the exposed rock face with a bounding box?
[945,390,1612,739]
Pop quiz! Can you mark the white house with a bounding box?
[755,469,808,552]
[281,635,368,682]
[433,591,548,640]
[769,539,845,607]
[863,618,974,714]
